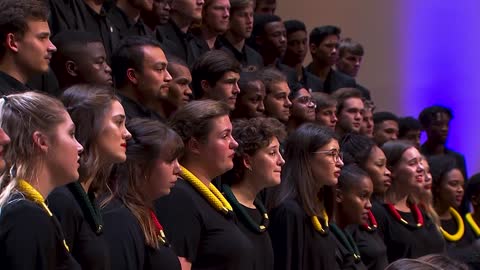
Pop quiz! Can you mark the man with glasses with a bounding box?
[287,83,317,133]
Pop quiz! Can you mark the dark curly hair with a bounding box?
[228,117,286,184]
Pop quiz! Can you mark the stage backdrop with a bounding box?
[278,0,480,177]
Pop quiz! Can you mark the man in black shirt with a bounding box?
[48,0,120,62]
[50,31,113,94]
[0,0,56,95]
[337,38,371,99]
[306,25,356,94]
[254,0,276,15]
[111,36,172,121]
[373,111,399,147]
[282,20,323,92]
[141,0,171,31]
[219,0,263,72]
[191,50,241,111]
[331,88,364,138]
[108,0,153,38]
[190,0,230,58]
[155,0,203,66]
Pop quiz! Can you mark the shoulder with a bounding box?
[271,199,305,219]
[0,196,53,230]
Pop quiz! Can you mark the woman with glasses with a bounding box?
[268,123,343,270]
[286,83,317,133]
[377,140,445,262]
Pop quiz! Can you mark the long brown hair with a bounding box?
[268,123,337,217]
[103,118,183,248]
[61,84,120,192]
[0,92,66,206]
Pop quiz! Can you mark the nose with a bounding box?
[105,63,112,73]
[0,128,11,145]
[123,127,132,140]
[197,0,204,5]
[366,199,372,209]
[173,159,181,175]
[164,70,172,82]
[385,167,392,177]
[279,34,286,44]
[230,136,239,149]
[417,161,425,173]
[48,40,57,53]
[391,133,398,140]
[165,2,171,10]
[278,152,285,166]
[336,156,344,167]
[331,114,338,123]
[257,101,265,113]
[232,82,240,94]
[246,14,253,25]
[76,139,84,154]
[285,96,292,108]
[185,85,193,96]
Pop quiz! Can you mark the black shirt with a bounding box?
[374,204,446,262]
[47,186,110,270]
[155,179,254,270]
[268,199,339,270]
[0,193,80,270]
[0,70,30,95]
[332,223,367,270]
[155,20,196,67]
[305,64,357,94]
[48,0,120,61]
[346,225,388,270]
[441,217,476,252]
[102,198,181,270]
[218,36,264,72]
[420,145,467,178]
[117,93,164,121]
[107,6,152,39]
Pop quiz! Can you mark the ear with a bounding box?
[126,68,138,85]
[336,188,344,203]
[242,154,253,171]
[200,80,211,96]
[32,131,50,154]
[65,60,78,77]
[309,43,317,55]
[187,137,202,156]
[5,33,20,53]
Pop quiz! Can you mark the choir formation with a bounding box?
[0,0,478,269]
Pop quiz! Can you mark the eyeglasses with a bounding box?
[295,96,317,108]
[313,149,343,162]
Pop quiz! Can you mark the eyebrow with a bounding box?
[112,114,126,121]
[154,62,168,69]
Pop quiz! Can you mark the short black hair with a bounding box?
[418,105,454,128]
[51,31,102,69]
[249,13,282,47]
[340,133,376,168]
[191,50,241,99]
[373,111,399,125]
[230,0,254,15]
[331,88,362,114]
[238,71,261,91]
[0,0,49,57]
[309,25,341,46]
[428,155,462,195]
[284,19,306,35]
[111,36,163,87]
[398,116,422,137]
[338,38,364,57]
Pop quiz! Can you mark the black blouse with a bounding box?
[155,179,254,270]
[102,198,181,270]
[0,194,80,270]
[332,223,367,270]
[374,204,446,262]
[441,217,476,252]
[268,199,339,270]
[47,186,110,270]
[346,225,388,270]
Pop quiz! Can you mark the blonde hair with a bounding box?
[0,92,66,207]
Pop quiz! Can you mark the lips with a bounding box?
[415,174,425,183]
[383,178,392,187]
[334,170,341,177]
[121,143,127,149]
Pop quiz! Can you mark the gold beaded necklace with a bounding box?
[440,207,465,242]
[311,209,329,234]
[180,166,233,215]
[16,179,70,252]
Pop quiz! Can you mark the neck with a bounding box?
[0,61,29,84]
[116,0,141,23]
[84,0,103,14]
[371,193,385,204]
[309,61,330,81]
[224,31,245,52]
[30,167,56,199]
[435,201,452,220]
[170,13,192,33]
[388,191,410,212]
[152,100,168,119]
[80,178,94,193]
[230,176,262,208]
[424,140,445,155]
[200,26,218,49]
[181,158,213,186]
[262,52,278,66]
[119,86,159,113]
[287,118,302,134]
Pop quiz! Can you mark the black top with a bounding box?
[218,36,264,72]
[354,83,371,100]
[48,0,120,61]
[441,217,476,252]
[155,20,196,67]
[299,67,325,93]
[118,93,165,122]
[268,199,339,270]
[107,6,152,39]
[155,179,255,270]
[102,197,180,270]
[236,204,274,270]
[420,145,468,178]
[305,64,357,94]
[0,193,80,270]
[374,204,446,262]
[189,31,223,60]
[0,70,30,95]
[332,224,367,270]
[47,186,109,270]
[346,225,388,270]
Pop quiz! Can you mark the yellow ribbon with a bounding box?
[311,209,329,234]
